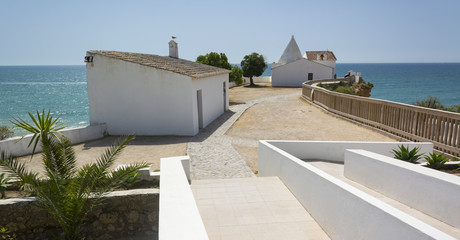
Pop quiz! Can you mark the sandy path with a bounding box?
[226,93,397,172]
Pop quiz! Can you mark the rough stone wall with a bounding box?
[0,189,159,240]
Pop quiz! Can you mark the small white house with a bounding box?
[85,41,230,136]
[272,36,337,87]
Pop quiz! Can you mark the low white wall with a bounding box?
[159,156,208,240]
[242,76,272,84]
[0,124,106,157]
[345,149,460,229]
[266,140,433,163]
[258,141,454,240]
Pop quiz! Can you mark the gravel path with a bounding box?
[187,92,300,180]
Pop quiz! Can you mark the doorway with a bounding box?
[223,82,226,111]
[197,89,203,129]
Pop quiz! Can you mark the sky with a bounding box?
[1,0,459,65]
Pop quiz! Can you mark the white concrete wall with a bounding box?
[242,76,272,84]
[345,149,460,229]
[265,140,433,163]
[258,141,455,240]
[272,59,334,87]
[87,54,197,136]
[191,74,228,134]
[159,156,209,240]
[0,124,106,157]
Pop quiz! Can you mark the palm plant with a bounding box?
[0,110,147,240]
[0,172,12,199]
[392,145,423,163]
[11,110,65,155]
[424,153,448,170]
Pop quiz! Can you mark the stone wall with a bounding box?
[0,189,159,240]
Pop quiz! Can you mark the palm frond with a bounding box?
[41,136,76,180]
[0,151,30,179]
[11,109,65,156]
[106,163,149,190]
[95,136,134,173]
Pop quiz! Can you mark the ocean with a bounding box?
[1,63,459,135]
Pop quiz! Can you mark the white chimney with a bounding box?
[169,37,178,58]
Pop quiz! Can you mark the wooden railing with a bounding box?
[302,80,460,157]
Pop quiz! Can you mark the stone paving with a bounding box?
[191,177,331,240]
[187,92,300,180]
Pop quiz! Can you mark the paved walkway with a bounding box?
[187,93,300,180]
[191,177,330,240]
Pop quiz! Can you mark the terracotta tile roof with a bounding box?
[87,50,230,79]
[305,51,337,61]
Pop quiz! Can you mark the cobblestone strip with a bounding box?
[188,93,300,180]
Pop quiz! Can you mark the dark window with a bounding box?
[320,54,324,61]
[308,73,313,80]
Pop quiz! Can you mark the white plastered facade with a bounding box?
[272,36,336,87]
[86,53,228,136]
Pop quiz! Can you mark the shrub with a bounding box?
[415,96,445,110]
[335,86,355,95]
[392,145,423,163]
[447,105,460,113]
[230,66,244,85]
[0,126,14,140]
[424,153,448,170]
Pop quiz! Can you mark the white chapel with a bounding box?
[272,36,337,87]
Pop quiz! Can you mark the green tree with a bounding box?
[196,52,232,70]
[0,126,14,140]
[230,66,244,85]
[0,111,147,240]
[197,52,244,84]
[241,53,267,86]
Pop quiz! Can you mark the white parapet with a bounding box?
[159,156,208,240]
[345,149,460,229]
[0,124,107,157]
[258,140,455,240]
[263,140,433,163]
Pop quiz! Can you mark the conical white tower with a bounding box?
[278,35,302,64]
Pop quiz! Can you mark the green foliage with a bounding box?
[424,153,448,170]
[0,126,14,140]
[447,105,460,113]
[230,66,244,85]
[0,173,12,199]
[415,96,445,110]
[11,110,65,156]
[392,145,423,163]
[335,86,355,95]
[196,52,232,70]
[241,53,267,86]
[0,111,148,240]
[0,225,16,240]
[317,78,374,97]
[414,96,460,113]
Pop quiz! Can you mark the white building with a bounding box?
[85,41,230,136]
[272,36,337,87]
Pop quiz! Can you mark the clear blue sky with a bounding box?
[1,0,459,65]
